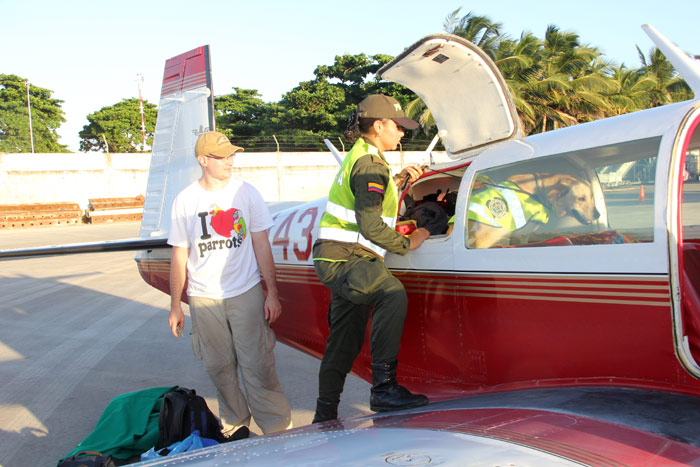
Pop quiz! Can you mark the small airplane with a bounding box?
[5,25,700,465]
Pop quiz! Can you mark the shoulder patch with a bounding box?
[368,182,385,194]
[486,197,509,218]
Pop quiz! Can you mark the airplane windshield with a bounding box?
[465,137,661,249]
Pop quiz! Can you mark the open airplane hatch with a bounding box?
[139,46,214,240]
[675,105,700,377]
[378,34,521,158]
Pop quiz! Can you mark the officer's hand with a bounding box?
[395,165,427,188]
[408,227,430,250]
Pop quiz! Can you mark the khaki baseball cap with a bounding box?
[195,131,243,157]
[357,94,419,130]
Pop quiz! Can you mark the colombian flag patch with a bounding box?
[368,182,385,194]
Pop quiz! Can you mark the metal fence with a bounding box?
[227,135,443,152]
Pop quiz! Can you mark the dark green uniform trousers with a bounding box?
[313,256,408,402]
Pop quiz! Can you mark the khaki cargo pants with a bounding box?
[188,283,292,434]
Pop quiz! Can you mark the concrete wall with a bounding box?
[0,153,151,209]
[0,150,448,207]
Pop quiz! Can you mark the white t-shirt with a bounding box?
[167,177,273,299]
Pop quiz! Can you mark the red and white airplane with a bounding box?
[5,25,700,466]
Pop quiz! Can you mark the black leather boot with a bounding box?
[312,398,339,423]
[370,361,429,412]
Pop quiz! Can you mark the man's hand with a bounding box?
[169,246,188,338]
[264,292,282,324]
[408,227,430,250]
[169,303,185,338]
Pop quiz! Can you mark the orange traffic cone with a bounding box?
[639,184,646,202]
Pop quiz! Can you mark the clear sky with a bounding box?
[2,0,698,152]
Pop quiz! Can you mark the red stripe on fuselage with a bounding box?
[137,258,696,400]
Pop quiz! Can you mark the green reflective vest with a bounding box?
[318,138,398,257]
[468,180,550,230]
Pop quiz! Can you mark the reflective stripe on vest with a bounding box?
[318,227,387,256]
[318,137,398,257]
[500,187,527,229]
[325,200,396,226]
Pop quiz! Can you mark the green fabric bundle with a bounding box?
[61,386,177,463]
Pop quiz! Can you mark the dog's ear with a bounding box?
[546,176,576,201]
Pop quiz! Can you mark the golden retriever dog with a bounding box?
[467,173,599,249]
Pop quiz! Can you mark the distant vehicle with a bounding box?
[4,25,700,466]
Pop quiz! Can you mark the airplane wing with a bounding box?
[0,237,168,260]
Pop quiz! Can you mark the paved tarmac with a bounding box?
[0,222,370,467]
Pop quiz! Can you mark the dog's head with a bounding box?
[548,176,600,224]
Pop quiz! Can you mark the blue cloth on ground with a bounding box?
[141,430,219,460]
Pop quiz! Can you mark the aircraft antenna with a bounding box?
[425,129,447,166]
[642,24,700,96]
[25,80,35,153]
[324,138,344,166]
[136,73,147,152]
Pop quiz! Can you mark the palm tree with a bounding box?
[636,46,693,105]
[604,65,657,115]
[406,12,632,138]
[506,26,613,133]
[443,8,503,60]
[404,98,435,137]
[406,9,507,135]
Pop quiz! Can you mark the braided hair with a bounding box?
[344,109,384,143]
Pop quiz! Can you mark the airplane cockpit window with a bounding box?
[465,137,661,249]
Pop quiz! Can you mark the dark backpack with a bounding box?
[408,201,449,235]
[156,387,225,449]
[57,451,118,467]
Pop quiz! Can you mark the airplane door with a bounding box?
[675,104,700,377]
[379,34,521,157]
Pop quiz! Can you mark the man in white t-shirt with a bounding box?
[167,131,292,438]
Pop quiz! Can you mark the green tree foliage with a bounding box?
[278,52,410,137]
[216,54,420,151]
[215,87,277,136]
[605,65,658,115]
[79,98,157,152]
[406,9,694,137]
[502,26,615,133]
[636,46,693,106]
[0,74,67,153]
[443,8,503,60]
[214,10,694,150]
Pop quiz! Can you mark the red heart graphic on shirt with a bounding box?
[210,207,236,238]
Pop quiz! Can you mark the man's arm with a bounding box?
[251,230,282,324]
[169,246,188,338]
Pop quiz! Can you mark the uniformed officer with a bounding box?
[311,94,431,423]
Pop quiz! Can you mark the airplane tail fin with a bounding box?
[642,24,700,96]
[139,46,215,241]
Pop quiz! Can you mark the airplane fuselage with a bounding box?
[137,97,700,402]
